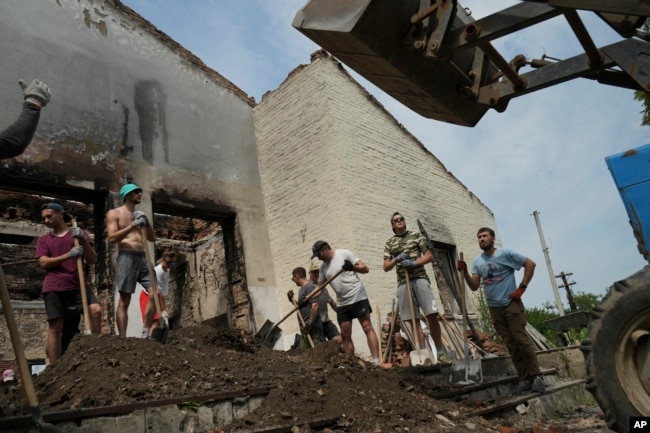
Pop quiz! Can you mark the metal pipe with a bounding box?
[563,10,603,67]
[532,210,565,316]
[1,259,39,267]
[479,42,527,90]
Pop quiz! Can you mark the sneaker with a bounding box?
[515,378,533,394]
[531,376,547,393]
[437,353,453,364]
[140,328,149,339]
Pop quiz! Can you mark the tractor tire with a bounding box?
[580,265,650,433]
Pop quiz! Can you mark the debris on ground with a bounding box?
[0,325,606,432]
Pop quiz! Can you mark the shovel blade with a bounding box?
[449,358,483,384]
[151,326,169,344]
[255,319,282,348]
[409,348,435,366]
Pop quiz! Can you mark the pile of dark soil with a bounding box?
[0,325,603,432]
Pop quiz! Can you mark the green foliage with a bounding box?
[634,91,650,126]
[635,19,650,126]
[474,288,500,344]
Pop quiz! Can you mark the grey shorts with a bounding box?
[116,250,151,294]
[43,288,99,321]
[397,277,438,321]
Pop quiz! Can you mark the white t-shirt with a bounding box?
[154,263,170,296]
[318,249,368,307]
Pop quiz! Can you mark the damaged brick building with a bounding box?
[0,0,498,362]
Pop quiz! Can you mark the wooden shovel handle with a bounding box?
[289,295,314,348]
[71,218,92,333]
[0,267,39,407]
[382,298,398,363]
[404,270,421,350]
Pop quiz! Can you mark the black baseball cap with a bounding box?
[311,240,329,259]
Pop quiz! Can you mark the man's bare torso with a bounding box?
[107,205,144,252]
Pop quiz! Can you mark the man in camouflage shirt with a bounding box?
[383,212,451,364]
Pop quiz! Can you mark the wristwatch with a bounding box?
[519,283,527,289]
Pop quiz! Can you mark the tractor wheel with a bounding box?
[580,265,650,433]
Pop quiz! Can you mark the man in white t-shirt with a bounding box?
[310,240,381,365]
[140,250,176,337]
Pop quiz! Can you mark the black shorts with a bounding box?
[337,299,372,324]
[43,288,99,321]
[323,320,340,340]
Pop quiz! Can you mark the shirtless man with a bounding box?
[106,183,155,336]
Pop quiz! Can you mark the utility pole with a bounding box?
[532,210,565,316]
[556,271,577,311]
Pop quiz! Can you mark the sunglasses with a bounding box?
[392,217,405,223]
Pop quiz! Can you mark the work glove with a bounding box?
[70,226,84,240]
[160,311,169,325]
[456,260,467,272]
[132,211,149,227]
[287,290,295,304]
[19,79,51,108]
[401,259,417,268]
[68,245,83,258]
[133,215,148,227]
[342,260,354,272]
[394,252,409,262]
[301,319,312,334]
[509,286,526,301]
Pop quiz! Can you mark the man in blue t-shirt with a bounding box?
[457,227,546,394]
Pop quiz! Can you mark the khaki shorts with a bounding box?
[397,277,438,321]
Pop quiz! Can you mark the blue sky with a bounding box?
[121,0,649,311]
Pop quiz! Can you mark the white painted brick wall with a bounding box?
[254,53,498,356]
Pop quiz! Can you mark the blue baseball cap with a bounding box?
[119,183,142,202]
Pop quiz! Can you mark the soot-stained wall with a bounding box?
[0,0,278,345]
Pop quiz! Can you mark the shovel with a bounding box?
[288,290,314,348]
[382,299,398,364]
[404,270,434,366]
[262,268,343,344]
[140,230,169,344]
[450,253,483,384]
[71,218,91,335]
[0,267,63,433]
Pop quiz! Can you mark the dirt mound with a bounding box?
[0,325,595,432]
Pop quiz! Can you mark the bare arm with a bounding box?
[520,258,536,287]
[309,302,319,324]
[353,259,369,274]
[39,252,72,270]
[143,223,155,242]
[383,257,397,272]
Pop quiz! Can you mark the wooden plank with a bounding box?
[463,379,585,417]
[526,323,553,349]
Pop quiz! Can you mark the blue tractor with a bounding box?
[581,143,650,433]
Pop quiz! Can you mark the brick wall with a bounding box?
[254,52,498,355]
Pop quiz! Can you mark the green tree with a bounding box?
[635,19,650,126]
